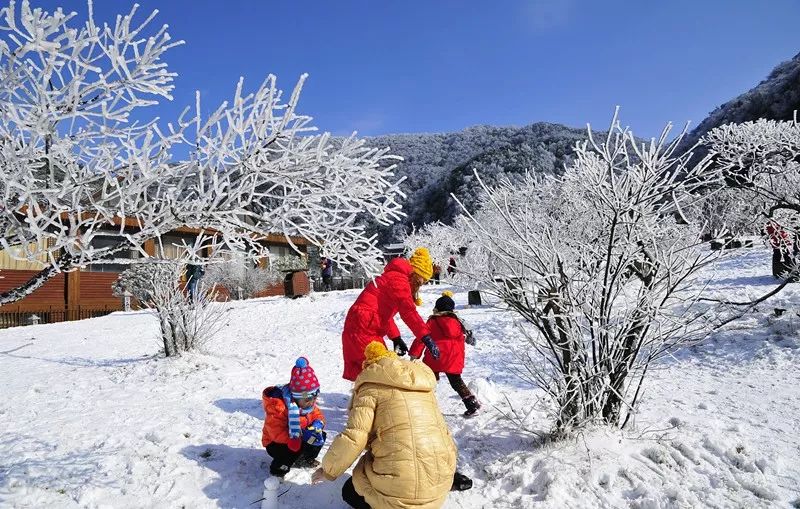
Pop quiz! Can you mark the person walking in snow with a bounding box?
[339,247,441,381]
[765,220,794,279]
[185,263,204,301]
[312,341,458,508]
[261,357,327,477]
[447,256,457,277]
[410,291,481,417]
[320,256,334,291]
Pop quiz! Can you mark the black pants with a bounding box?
[773,248,797,279]
[341,471,471,507]
[265,436,325,477]
[435,372,474,400]
[342,477,371,509]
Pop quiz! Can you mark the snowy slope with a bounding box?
[1,247,799,508]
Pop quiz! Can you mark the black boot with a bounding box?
[451,471,473,491]
[462,395,481,417]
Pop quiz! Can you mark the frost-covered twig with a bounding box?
[0,1,405,305]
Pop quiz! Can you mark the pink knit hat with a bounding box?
[289,357,320,398]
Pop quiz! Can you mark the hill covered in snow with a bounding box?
[364,123,593,243]
[679,50,800,155]
[362,50,800,245]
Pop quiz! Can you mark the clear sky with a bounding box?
[32,0,800,139]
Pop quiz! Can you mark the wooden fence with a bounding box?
[0,305,115,329]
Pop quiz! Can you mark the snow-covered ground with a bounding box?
[1,247,800,508]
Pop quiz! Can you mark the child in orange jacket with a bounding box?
[261,357,326,477]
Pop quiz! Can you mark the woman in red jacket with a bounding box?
[410,292,481,417]
[340,247,439,381]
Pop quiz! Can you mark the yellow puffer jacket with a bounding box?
[321,356,457,509]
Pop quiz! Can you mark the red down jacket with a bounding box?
[341,258,430,381]
[410,313,466,375]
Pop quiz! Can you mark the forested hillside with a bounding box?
[366,123,592,242]
[680,51,800,152]
[366,50,800,244]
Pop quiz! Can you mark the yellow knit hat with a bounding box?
[408,247,433,281]
[363,341,397,368]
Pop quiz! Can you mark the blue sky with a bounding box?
[33,1,800,139]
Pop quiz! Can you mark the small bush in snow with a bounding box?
[113,263,182,305]
[204,254,309,299]
[204,260,280,300]
[114,263,225,356]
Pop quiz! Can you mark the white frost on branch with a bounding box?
[0,0,405,304]
[701,117,800,235]
[435,111,735,434]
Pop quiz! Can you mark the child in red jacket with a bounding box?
[261,357,326,477]
[410,292,481,417]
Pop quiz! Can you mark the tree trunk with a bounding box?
[160,312,175,357]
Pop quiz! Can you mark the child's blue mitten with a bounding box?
[303,419,326,446]
[422,335,440,360]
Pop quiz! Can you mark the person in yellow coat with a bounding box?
[312,341,457,509]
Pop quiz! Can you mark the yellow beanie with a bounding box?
[363,341,397,368]
[442,290,454,298]
[415,296,423,306]
[408,247,433,281]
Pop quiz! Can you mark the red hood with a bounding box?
[383,257,413,277]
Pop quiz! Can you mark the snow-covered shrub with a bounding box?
[270,255,309,273]
[113,262,183,305]
[114,262,225,356]
[205,260,280,300]
[684,186,762,240]
[402,221,468,281]
[448,112,729,435]
[150,280,226,357]
[0,1,404,305]
[204,254,310,299]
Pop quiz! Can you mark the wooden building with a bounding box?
[0,230,311,328]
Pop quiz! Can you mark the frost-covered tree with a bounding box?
[701,117,800,236]
[402,221,467,279]
[0,1,403,305]
[113,261,225,356]
[112,262,179,306]
[204,255,281,300]
[448,113,731,435]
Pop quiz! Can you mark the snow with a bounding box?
[2,247,800,508]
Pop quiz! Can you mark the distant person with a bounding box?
[261,357,326,478]
[312,341,458,508]
[320,257,334,291]
[765,220,793,278]
[340,247,439,381]
[447,256,457,277]
[185,263,204,301]
[410,291,481,417]
[432,263,441,284]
